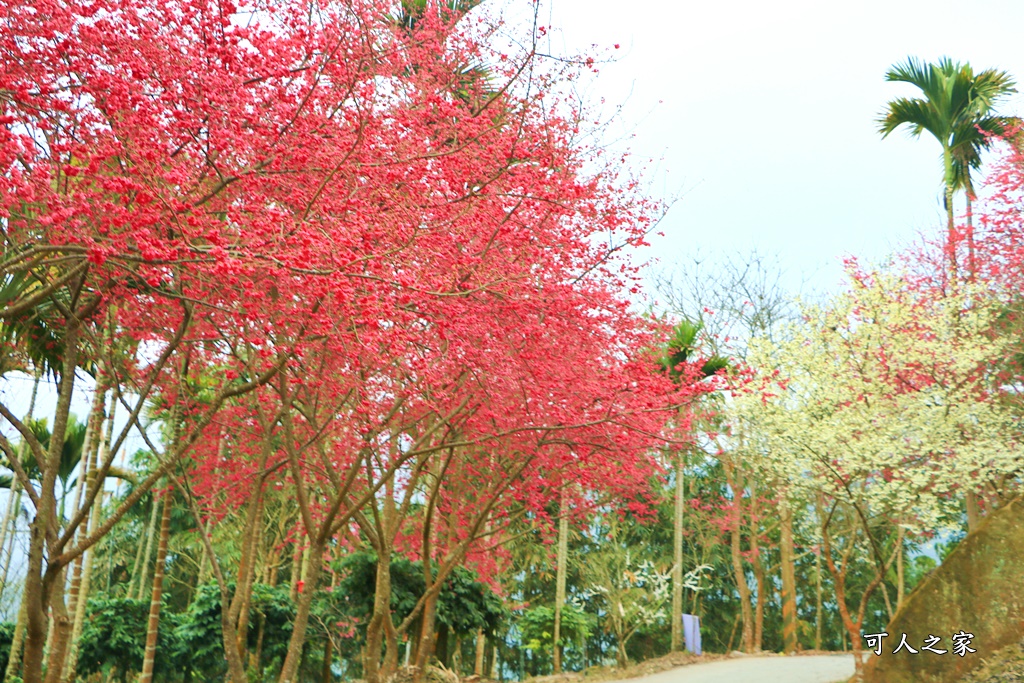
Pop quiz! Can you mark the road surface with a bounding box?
[610,655,855,683]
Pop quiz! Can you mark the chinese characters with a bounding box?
[862,632,975,656]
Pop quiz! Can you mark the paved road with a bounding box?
[611,655,855,683]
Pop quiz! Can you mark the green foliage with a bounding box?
[659,320,728,382]
[0,620,14,676]
[175,584,230,680]
[77,597,152,681]
[8,415,86,494]
[77,596,186,682]
[333,552,425,630]
[177,582,300,680]
[518,604,591,652]
[937,532,966,563]
[0,271,65,377]
[437,566,506,637]
[75,585,302,683]
[334,551,505,641]
[905,554,938,593]
[249,583,300,668]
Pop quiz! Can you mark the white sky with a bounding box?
[542,0,1024,296]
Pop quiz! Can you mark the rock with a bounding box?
[864,496,1024,683]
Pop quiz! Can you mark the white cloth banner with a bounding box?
[682,614,702,655]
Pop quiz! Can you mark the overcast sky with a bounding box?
[541,0,1024,297]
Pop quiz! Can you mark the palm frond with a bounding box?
[658,320,728,382]
[885,56,935,91]
[58,414,87,487]
[970,68,1017,111]
[390,0,482,31]
[877,97,940,139]
[950,116,1018,196]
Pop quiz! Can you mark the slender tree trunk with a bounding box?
[383,603,400,680]
[128,503,151,596]
[896,527,905,612]
[814,545,823,651]
[944,149,958,277]
[196,437,227,590]
[252,613,267,674]
[820,516,896,680]
[671,449,684,652]
[880,582,894,622]
[62,391,112,682]
[365,545,394,683]
[0,370,40,606]
[0,372,39,561]
[823,535,862,673]
[779,499,797,654]
[68,383,107,527]
[235,544,258,667]
[63,488,106,683]
[23,318,81,683]
[322,637,333,683]
[196,519,213,585]
[413,583,441,677]
[948,174,982,540]
[1,372,40,677]
[289,543,303,603]
[134,497,161,600]
[412,481,445,683]
[139,487,173,683]
[42,565,73,683]
[231,491,264,667]
[966,492,980,534]
[615,624,628,668]
[0,480,18,598]
[278,543,324,683]
[6,586,29,679]
[753,550,765,652]
[722,459,753,652]
[552,489,569,673]
[726,613,740,653]
[730,518,753,652]
[966,194,975,280]
[0,485,23,598]
[474,629,485,676]
[182,481,248,683]
[61,469,91,638]
[54,371,109,680]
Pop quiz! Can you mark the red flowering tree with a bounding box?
[2,0,710,681]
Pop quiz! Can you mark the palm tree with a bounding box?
[4,416,89,519]
[658,321,727,653]
[878,56,1017,276]
[880,58,1017,535]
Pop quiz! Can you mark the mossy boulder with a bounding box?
[864,497,1024,683]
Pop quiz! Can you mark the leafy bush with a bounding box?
[0,621,15,675]
[77,597,158,682]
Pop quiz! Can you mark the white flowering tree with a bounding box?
[732,264,1023,674]
[581,512,673,667]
